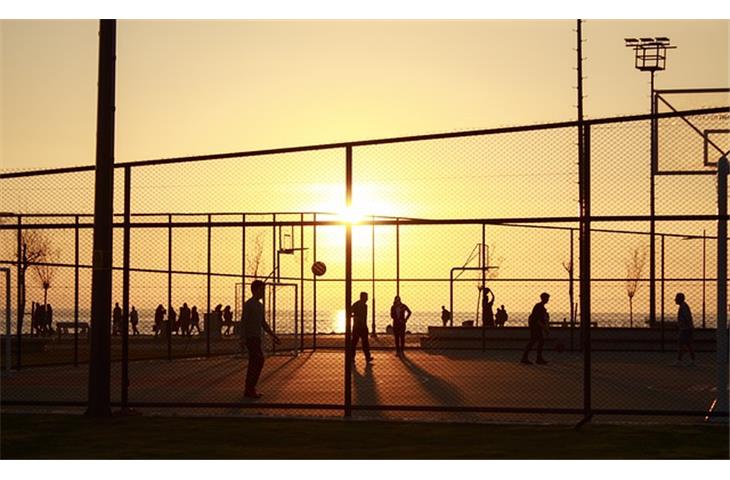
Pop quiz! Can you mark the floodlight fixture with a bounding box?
[625,35,677,72]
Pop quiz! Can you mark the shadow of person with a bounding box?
[352,362,384,419]
[398,354,468,409]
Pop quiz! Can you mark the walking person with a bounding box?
[190,306,201,335]
[179,303,191,336]
[673,293,696,366]
[350,292,374,364]
[441,305,451,327]
[481,287,495,328]
[390,296,412,357]
[521,292,550,365]
[241,280,280,399]
[130,306,140,335]
[112,302,122,336]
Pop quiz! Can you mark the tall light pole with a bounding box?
[624,37,676,328]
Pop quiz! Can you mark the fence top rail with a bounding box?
[1,214,727,232]
[1,106,727,180]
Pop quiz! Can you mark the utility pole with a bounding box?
[86,19,116,417]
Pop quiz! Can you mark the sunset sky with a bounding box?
[1,10,728,327]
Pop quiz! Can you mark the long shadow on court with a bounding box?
[352,363,384,419]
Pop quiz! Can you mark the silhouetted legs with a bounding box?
[393,321,406,355]
[245,336,265,395]
[351,327,372,362]
[522,325,546,364]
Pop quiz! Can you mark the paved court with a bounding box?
[1,347,720,424]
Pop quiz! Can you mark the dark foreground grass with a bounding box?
[1,413,728,459]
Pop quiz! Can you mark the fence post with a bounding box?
[121,166,131,411]
[300,213,305,352]
[660,234,665,352]
[87,19,116,418]
[3,269,10,372]
[206,214,211,358]
[578,123,592,425]
[344,146,353,418]
[716,156,728,416]
[74,215,80,367]
[167,214,172,361]
[313,212,317,351]
[16,215,22,370]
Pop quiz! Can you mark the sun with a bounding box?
[333,309,347,333]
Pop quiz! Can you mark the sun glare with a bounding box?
[333,309,347,333]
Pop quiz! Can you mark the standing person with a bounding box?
[674,293,695,366]
[112,302,122,336]
[223,305,233,336]
[496,305,509,327]
[130,306,140,335]
[168,306,177,335]
[179,303,191,336]
[350,292,374,363]
[481,287,495,328]
[441,305,451,327]
[521,292,550,365]
[241,280,280,399]
[154,304,165,337]
[45,303,53,334]
[390,296,412,357]
[190,306,201,335]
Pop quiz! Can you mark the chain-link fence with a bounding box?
[1,106,728,423]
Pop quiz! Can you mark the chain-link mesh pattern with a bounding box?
[1,107,728,422]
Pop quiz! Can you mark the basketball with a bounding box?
[311,261,327,276]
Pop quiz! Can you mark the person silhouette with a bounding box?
[130,306,140,335]
[481,287,495,328]
[241,280,280,399]
[179,303,191,336]
[441,305,451,327]
[190,306,201,335]
[496,305,508,327]
[673,293,695,366]
[154,304,165,337]
[350,292,374,363]
[390,296,412,357]
[112,302,122,336]
[521,292,550,365]
[223,305,233,336]
[168,306,177,335]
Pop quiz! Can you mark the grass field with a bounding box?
[1,413,728,459]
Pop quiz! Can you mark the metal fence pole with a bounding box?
[87,19,116,418]
[241,213,246,324]
[272,214,277,355]
[167,214,172,361]
[74,215,80,367]
[660,234,665,351]
[716,156,728,415]
[579,123,592,424]
[206,214,211,357]
[300,213,305,352]
[344,146,353,418]
[121,166,131,410]
[313,213,317,351]
[396,217,400,297]
[3,268,10,372]
[16,216,22,370]
[371,215,376,338]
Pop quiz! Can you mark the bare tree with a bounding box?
[625,246,647,328]
[562,256,575,325]
[246,232,264,279]
[32,244,58,309]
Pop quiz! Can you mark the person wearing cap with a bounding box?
[521,292,550,365]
